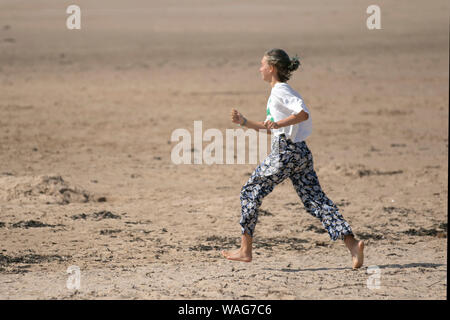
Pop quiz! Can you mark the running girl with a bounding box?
[221,48,364,269]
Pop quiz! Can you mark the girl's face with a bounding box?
[259,56,275,82]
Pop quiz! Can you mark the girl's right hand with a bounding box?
[231,108,244,125]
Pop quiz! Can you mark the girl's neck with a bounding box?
[270,79,283,88]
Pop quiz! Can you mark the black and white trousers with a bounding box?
[239,134,354,241]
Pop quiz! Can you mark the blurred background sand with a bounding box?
[0,0,448,299]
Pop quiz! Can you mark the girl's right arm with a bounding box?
[231,108,271,133]
[243,118,272,132]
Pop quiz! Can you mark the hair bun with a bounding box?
[289,55,300,72]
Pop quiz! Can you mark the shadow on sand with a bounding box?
[263,262,444,273]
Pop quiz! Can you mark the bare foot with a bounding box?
[221,248,252,262]
[344,235,364,269]
[351,240,364,269]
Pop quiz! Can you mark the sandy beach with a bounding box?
[0,0,448,299]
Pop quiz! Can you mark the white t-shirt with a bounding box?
[266,82,312,143]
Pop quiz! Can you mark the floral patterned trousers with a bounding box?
[239,134,353,241]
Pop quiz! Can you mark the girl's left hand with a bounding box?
[264,120,280,129]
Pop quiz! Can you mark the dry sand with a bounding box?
[0,0,448,299]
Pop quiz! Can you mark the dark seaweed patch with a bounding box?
[355,232,385,240]
[204,235,238,247]
[71,211,122,220]
[403,228,446,238]
[191,237,309,251]
[11,220,63,229]
[315,241,330,247]
[192,236,309,252]
[99,229,122,235]
[124,220,152,225]
[92,211,121,220]
[71,213,89,220]
[190,235,243,251]
[254,237,309,251]
[306,224,327,234]
[189,244,218,251]
[0,252,69,274]
[358,169,403,177]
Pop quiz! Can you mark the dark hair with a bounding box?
[264,48,300,82]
